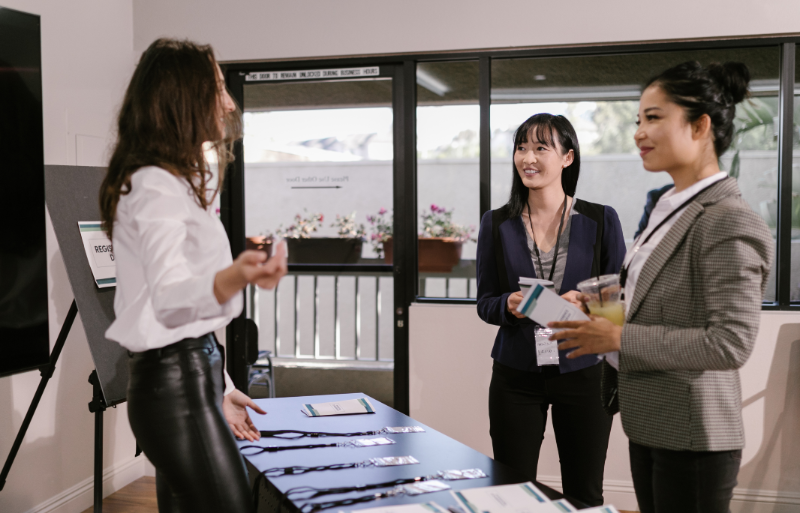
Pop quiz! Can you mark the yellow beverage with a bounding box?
[587,301,625,326]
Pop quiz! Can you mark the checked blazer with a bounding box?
[601,177,773,452]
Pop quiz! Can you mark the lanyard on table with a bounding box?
[258,426,424,439]
[527,194,567,283]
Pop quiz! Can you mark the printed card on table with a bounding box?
[302,397,375,417]
[452,482,563,513]
[339,502,447,513]
[78,222,116,288]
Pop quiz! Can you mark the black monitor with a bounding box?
[0,6,48,377]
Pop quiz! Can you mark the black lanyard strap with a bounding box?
[527,194,568,282]
[240,442,339,455]
[620,177,728,291]
[258,429,378,439]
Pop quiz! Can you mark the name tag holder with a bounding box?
[535,327,559,366]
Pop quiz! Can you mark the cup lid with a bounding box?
[576,274,620,289]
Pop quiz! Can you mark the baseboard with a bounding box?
[23,456,146,513]
[538,475,800,513]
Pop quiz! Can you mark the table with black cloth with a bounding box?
[240,393,581,513]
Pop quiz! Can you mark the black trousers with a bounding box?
[629,440,742,513]
[127,335,253,513]
[488,361,613,507]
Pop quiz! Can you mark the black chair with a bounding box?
[247,350,276,398]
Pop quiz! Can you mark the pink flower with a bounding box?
[319,214,324,222]
[379,207,387,215]
[430,204,438,212]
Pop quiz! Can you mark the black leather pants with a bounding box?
[127,334,253,513]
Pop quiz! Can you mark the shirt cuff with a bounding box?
[602,351,620,370]
[223,369,235,396]
[196,270,244,320]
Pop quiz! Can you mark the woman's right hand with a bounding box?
[214,241,288,304]
[506,291,527,319]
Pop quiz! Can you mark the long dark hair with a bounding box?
[645,61,750,157]
[505,113,580,217]
[100,38,242,240]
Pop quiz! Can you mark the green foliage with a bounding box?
[588,101,640,155]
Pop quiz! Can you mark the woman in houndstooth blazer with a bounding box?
[550,61,773,513]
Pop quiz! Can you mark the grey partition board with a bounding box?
[45,165,127,406]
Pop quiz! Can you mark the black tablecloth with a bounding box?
[240,393,574,513]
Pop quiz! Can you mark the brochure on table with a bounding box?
[78,221,116,288]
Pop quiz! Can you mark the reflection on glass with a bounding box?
[790,51,800,301]
[416,61,480,298]
[243,79,393,257]
[242,76,394,370]
[491,48,780,301]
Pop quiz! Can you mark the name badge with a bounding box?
[535,328,559,366]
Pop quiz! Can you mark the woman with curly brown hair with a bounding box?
[100,38,287,512]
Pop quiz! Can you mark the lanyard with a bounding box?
[258,426,423,439]
[527,194,567,282]
[620,178,728,293]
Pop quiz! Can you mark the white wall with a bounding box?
[0,2,138,513]
[410,305,800,512]
[132,0,800,62]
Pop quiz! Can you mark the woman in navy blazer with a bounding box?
[476,114,625,507]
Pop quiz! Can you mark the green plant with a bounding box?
[275,210,323,239]
[419,204,475,242]
[331,212,366,239]
[728,98,777,179]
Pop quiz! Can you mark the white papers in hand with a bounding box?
[516,284,589,329]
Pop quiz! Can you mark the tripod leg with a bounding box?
[94,407,103,513]
[0,299,78,492]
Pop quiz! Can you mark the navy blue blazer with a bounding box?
[476,203,626,373]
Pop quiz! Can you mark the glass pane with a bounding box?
[416,61,480,298]
[491,47,780,301]
[242,75,394,370]
[791,49,800,302]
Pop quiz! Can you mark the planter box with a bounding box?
[286,237,363,264]
[383,237,463,273]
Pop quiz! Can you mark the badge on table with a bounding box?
[78,221,116,288]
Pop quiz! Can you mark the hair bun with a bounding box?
[708,62,750,104]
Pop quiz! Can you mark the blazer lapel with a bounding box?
[499,216,536,286]
[627,177,741,320]
[627,203,703,320]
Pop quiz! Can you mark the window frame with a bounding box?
[222,37,800,408]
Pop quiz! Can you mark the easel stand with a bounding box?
[0,300,114,513]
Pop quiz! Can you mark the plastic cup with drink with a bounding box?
[576,274,625,326]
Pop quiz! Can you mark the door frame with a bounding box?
[222,61,415,413]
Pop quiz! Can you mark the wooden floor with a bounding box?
[81,476,158,513]
[84,476,637,512]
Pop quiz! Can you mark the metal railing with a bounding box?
[247,267,395,364]
[246,263,479,365]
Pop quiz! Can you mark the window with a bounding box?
[490,47,781,301]
[416,61,480,298]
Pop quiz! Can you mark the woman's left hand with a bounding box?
[548,316,622,359]
[222,389,266,441]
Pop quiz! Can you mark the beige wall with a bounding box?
[132,0,800,62]
[410,305,800,512]
[0,2,137,513]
